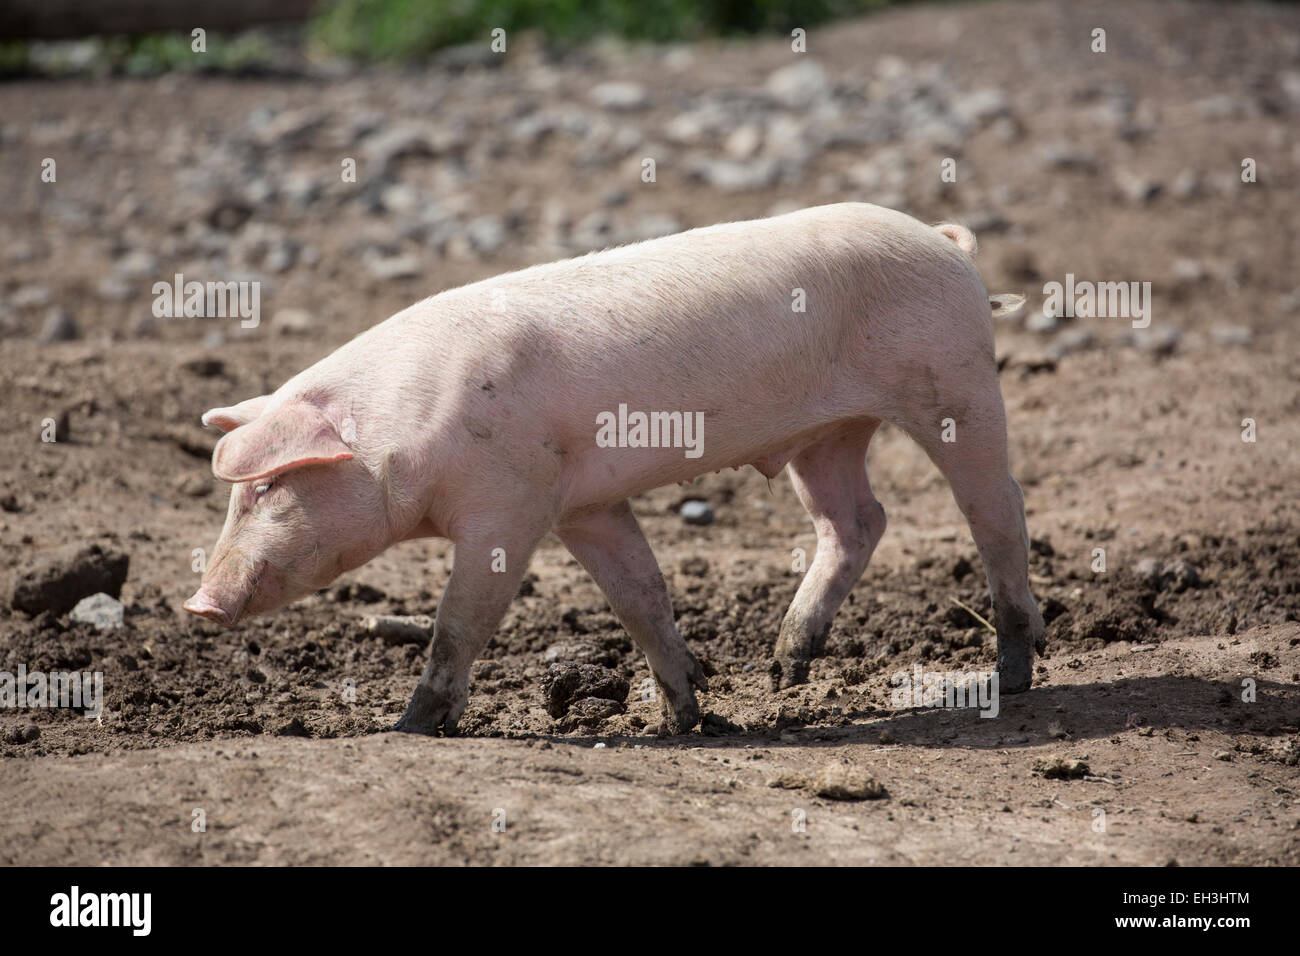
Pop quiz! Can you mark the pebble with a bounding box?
[1210,324,1252,346]
[38,309,79,343]
[364,252,424,281]
[70,592,125,631]
[1130,326,1182,357]
[765,60,830,109]
[679,500,714,526]
[1046,327,1096,359]
[271,308,314,336]
[590,82,648,112]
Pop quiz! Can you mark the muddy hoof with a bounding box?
[390,716,443,736]
[770,656,810,690]
[997,653,1034,694]
[391,682,462,736]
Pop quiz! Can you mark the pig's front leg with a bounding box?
[393,518,549,736]
[557,501,708,734]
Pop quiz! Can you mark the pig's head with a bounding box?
[183,394,388,626]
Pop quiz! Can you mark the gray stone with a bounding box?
[38,309,78,343]
[70,592,125,631]
[680,500,714,526]
[766,60,830,109]
[1210,324,1252,346]
[591,82,648,112]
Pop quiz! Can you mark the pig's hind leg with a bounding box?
[393,514,551,736]
[898,381,1045,693]
[557,501,708,734]
[771,421,886,688]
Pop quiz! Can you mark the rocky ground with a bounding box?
[1,0,1298,865]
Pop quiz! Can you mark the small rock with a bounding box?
[687,157,780,192]
[725,124,763,160]
[206,198,253,232]
[11,285,53,309]
[1131,326,1182,357]
[952,88,1012,127]
[364,252,423,282]
[69,592,125,631]
[1046,327,1096,359]
[1025,309,1059,334]
[766,60,830,109]
[271,309,314,336]
[1040,143,1099,173]
[590,82,648,112]
[264,240,299,273]
[114,250,158,279]
[1115,169,1160,203]
[1210,324,1252,346]
[37,309,78,343]
[1170,258,1208,283]
[679,500,714,526]
[97,276,136,302]
[1170,169,1200,200]
[465,215,506,256]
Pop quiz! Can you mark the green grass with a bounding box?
[309,0,900,60]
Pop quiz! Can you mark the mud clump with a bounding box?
[1032,756,1091,780]
[812,762,887,801]
[8,544,129,616]
[768,761,887,801]
[541,662,629,720]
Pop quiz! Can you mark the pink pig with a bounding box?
[184,202,1044,734]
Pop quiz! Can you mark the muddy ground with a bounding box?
[1,0,1298,865]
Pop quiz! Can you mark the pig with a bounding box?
[184,202,1045,735]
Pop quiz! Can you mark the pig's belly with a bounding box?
[556,403,860,515]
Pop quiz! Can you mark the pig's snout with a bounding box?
[182,561,260,627]
[182,591,235,626]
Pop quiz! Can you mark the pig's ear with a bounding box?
[202,395,272,433]
[212,400,354,483]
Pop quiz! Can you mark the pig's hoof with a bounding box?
[390,681,464,736]
[769,655,810,690]
[659,694,701,735]
[996,652,1034,695]
[391,715,445,736]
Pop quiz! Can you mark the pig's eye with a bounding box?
[254,481,274,498]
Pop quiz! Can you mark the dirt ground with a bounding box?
[1,0,1298,865]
